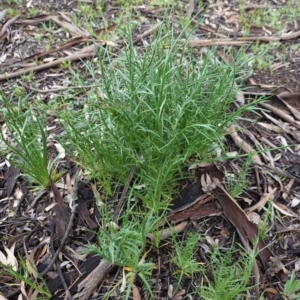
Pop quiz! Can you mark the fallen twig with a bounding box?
[189,29,300,47]
[17,80,100,94]
[147,221,189,241]
[73,260,114,300]
[189,38,250,46]
[19,36,93,64]
[240,126,272,165]
[133,21,162,44]
[0,14,20,35]
[259,102,300,129]
[226,125,262,165]
[0,45,97,81]
[278,98,300,122]
[49,15,89,37]
[49,222,72,300]
[41,203,77,276]
[245,188,277,213]
[262,112,300,142]
[210,173,273,267]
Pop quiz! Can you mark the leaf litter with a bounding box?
[1,0,300,299]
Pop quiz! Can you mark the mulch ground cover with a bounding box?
[1,0,300,299]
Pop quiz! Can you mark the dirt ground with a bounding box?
[1,0,300,299]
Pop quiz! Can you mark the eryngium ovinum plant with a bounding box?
[60,24,261,298]
[62,25,254,212]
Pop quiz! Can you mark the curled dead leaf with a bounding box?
[0,243,18,271]
[268,256,289,276]
[273,202,298,217]
[132,284,141,300]
[173,289,186,300]
[0,9,7,22]
[0,14,20,35]
[247,211,262,225]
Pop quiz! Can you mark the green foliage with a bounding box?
[84,206,159,299]
[28,6,39,17]
[6,0,22,4]
[86,215,150,268]
[0,254,51,299]
[227,153,252,198]
[196,243,256,300]
[240,0,300,33]
[117,0,142,6]
[0,93,56,188]
[61,24,253,209]
[258,201,275,241]
[284,270,300,300]
[59,60,72,69]
[6,7,20,17]
[21,71,35,83]
[171,232,204,289]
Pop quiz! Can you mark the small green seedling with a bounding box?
[283,270,300,299]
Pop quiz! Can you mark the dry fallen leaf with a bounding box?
[0,14,20,36]
[50,180,71,240]
[273,202,298,217]
[0,53,6,63]
[245,188,277,213]
[132,284,141,300]
[173,289,186,300]
[295,260,300,272]
[201,173,216,193]
[0,243,18,271]
[268,256,289,276]
[0,9,7,22]
[235,91,245,104]
[247,211,262,225]
[24,247,37,279]
[120,268,126,293]
[54,142,66,159]
[291,196,300,208]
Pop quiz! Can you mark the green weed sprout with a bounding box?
[227,153,252,198]
[196,243,256,300]
[170,232,204,290]
[283,270,300,299]
[84,207,159,299]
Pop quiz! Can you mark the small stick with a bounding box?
[49,222,72,300]
[226,125,262,165]
[17,80,100,94]
[245,188,277,213]
[41,204,77,276]
[259,102,300,129]
[0,46,97,81]
[133,22,162,44]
